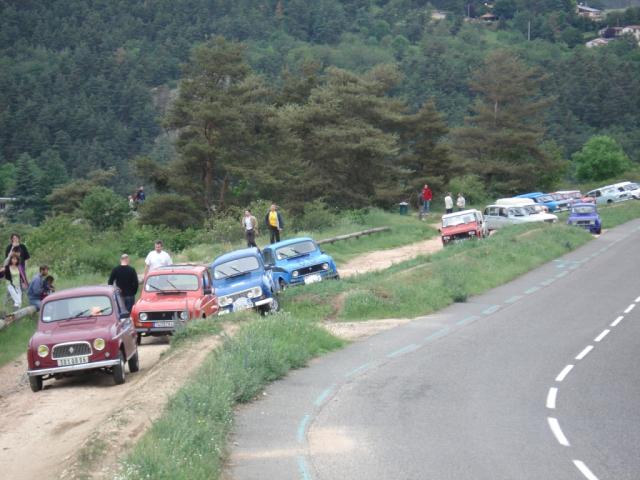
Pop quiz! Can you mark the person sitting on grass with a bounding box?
[41,275,55,299]
[27,265,50,311]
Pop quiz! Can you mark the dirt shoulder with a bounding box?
[0,326,234,480]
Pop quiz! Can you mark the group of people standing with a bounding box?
[420,184,466,217]
[241,204,284,249]
[1,233,53,311]
[127,186,146,211]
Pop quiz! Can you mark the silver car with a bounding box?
[586,186,631,205]
[483,205,557,231]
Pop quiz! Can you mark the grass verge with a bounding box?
[118,314,344,480]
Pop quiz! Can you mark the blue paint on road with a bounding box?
[314,386,335,407]
[456,315,480,326]
[504,295,522,304]
[345,362,372,378]
[540,278,556,286]
[482,305,501,315]
[556,271,568,278]
[425,327,449,342]
[387,343,420,358]
[297,456,312,480]
[297,415,311,443]
[524,286,540,294]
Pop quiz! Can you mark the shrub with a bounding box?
[80,186,129,230]
[292,200,339,231]
[572,135,632,182]
[447,174,487,205]
[138,194,203,229]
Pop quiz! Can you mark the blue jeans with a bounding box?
[421,200,430,214]
[29,298,42,311]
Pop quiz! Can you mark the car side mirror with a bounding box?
[119,312,130,321]
[203,287,212,295]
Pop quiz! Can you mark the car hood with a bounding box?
[136,295,193,311]
[530,213,558,221]
[441,222,479,235]
[213,272,266,297]
[31,319,113,346]
[276,253,334,271]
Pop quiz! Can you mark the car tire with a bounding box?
[607,199,613,204]
[270,295,280,313]
[29,375,43,392]
[113,351,126,385]
[279,279,287,291]
[136,334,142,346]
[128,350,140,373]
[595,227,602,235]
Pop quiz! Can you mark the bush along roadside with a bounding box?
[118,314,344,480]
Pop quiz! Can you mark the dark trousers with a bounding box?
[446,208,453,214]
[123,295,136,313]
[269,226,280,244]
[246,229,258,248]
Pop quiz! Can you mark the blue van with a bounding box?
[210,248,279,315]
[261,237,339,288]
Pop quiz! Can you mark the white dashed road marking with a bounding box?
[624,304,635,314]
[546,388,558,409]
[594,330,609,342]
[573,460,600,480]
[611,316,623,327]
[575,345,594,361]
[555,364,574,382]
[548,417,570,446]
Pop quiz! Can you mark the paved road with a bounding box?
[228,220,640,480]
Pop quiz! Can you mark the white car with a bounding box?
[483,204,557,231]
[495,198,559,222]
[586,185,631,205]
[612,181,640,200]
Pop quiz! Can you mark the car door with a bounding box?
[484,207,497,230]
[115,292,136,358]
[200,270,217,316]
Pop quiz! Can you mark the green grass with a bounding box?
[118,314,344,480]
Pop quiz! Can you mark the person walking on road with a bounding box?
[444,192,454,214]
[27,265,49,311]
[242,210,259,249]
[265,204,284,244]
[456,193,466,211]
[420,184,432,220]
[144,240,172,276]
[108,254,139,312]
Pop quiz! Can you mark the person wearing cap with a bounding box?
[108,254,139,313]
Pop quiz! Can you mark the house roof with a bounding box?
[577,5,602,13]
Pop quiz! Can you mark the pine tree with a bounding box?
[9,153,44,224]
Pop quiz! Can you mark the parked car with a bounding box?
[131,264,218,342]
[553,190,595,205]
[440,209,487,245]
[515,192,563,212]
[585,185,631,205]
[261,237,339,288]
[210,247,279,315]
[567,202,602,234]
[612,181,640,200]
[483,204,557,231]
[495,198,557,219]
[27,285,139,392]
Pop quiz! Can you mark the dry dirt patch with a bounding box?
[0,325,236,480]
[323,318,411,341]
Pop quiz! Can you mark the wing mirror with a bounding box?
[203,287,212,295]
[119,312,130,321]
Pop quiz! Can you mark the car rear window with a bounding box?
[42,295,113,322]
[145,274,199,292]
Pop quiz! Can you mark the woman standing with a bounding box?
[4,254,23,308]
[4,233,29,289]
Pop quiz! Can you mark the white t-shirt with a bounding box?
[145,250,172,271]
[243,216,254,230]
[456,196,466,208]
[445,196,453,209]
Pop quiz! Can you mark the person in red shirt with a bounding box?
[420,184,433,219]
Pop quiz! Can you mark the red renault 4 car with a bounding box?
[27,285,139,392]
[131,264,218,342]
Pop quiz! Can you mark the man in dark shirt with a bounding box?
[108,254,139,313]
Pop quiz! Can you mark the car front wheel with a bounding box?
[279,279,287,290]
[29,375,43,392]
[128,350,140,373]
[113,351,126,385]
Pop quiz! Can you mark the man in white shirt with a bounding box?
[456,193,466,211]
[144,240,172,275]
[444,192,454,214]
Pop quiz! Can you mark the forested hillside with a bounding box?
[1,0,640,225]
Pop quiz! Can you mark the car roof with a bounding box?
[572,202,597,208]
[515,192,544,198]
[150,264,208,274]
[263,237,315,250]
[211,247,262,266]
[496,198,535,206]
[43,285,117,303]
[442,209,480,219]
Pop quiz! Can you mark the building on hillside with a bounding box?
[577,4,604,20]
[0,197,17,216]
[585,37,615,48]
[622,25,640,42]
[431,10,448,20]
[479,12,497,21]
[598,26,624,38]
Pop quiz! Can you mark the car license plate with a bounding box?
[155,321,175,328]
[57,356,89,367]
[304,274,322,284]
[233,297,253,312]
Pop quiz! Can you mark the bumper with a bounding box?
[218,297,273,315]
[28,359,120,377]
[136,327,176,335]
[289,271,339,286]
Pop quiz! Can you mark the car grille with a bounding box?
[52,342,92,359]
[576,220,592,226]
[297,264,325,276]
[146,311,181,321]
[225,288,255,303]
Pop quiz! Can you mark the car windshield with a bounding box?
[145,273,199,291]
[572,206,596,214]
[42,295,113,322]
[213,256,260,279]
[537,195,554,202]
[624,183,639,191]
[276,241,317,260]
[550,193,564,200]
[523,205,540,214]
[442,214,476,227]
[509,207,528,217]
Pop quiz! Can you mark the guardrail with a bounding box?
[317,226,391,245]
[0,305,37,331]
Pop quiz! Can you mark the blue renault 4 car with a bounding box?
[567,202,602,234]
[210,248,279,315]
[515,192,563,212]
[261,237,339,288]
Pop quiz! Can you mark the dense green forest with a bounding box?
[1,0,640,226]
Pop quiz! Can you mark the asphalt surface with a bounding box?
[228,219,640,480]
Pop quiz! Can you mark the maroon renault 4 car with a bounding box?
[27,285,139,392]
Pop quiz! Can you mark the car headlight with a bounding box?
[37,345,49,358]
[443,236,450,240]
[179,311,189,320]
[469,231,476,236]
[322,263,329,270]
[247,286,262,299]
[219,296,232,307]
[139,312,148,321]
[292,271,299,278]
[93,338,106,351]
